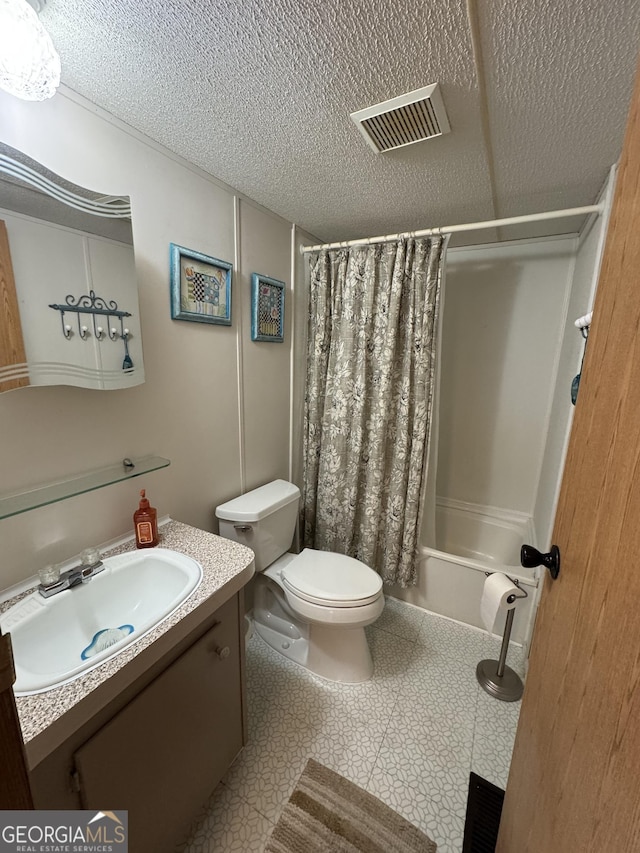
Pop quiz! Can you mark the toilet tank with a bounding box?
[215,480,301,572]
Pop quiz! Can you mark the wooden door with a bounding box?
[497,57,640,852]
[0,220,29,391]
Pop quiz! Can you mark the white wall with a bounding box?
[436,237,576,515]
[237,199,291,493]
[0,88,295,589]
[532,169,616,548]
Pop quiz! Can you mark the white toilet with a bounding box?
[216,479,384,683]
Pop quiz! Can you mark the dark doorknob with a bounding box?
[521,544,560,580]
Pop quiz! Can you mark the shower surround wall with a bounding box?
[0,87,296,589]
[532,169,616,549]
[389,236,578,643]
[438,237,576,514]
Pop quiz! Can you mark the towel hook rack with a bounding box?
[49,290,134,371]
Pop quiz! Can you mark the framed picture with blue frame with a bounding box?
[170,243,232,325]
[251,273,285,342]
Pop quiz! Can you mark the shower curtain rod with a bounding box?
[300,204,603,253]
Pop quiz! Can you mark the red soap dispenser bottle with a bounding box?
[134,489,159,548]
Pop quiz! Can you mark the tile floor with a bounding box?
[180,596,524,853]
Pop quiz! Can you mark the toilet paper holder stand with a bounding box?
[490,573,529,603]
[476,572,527,702]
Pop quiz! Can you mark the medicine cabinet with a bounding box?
[0,142,145,394]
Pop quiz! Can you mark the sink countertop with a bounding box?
[4,519,255,746]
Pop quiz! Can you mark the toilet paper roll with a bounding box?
[480,573,518,633]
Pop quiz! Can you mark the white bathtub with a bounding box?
[390,499,539,645]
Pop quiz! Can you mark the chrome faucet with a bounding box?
[38,559,105,598]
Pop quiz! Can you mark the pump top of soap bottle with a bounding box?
[134,488,159,548]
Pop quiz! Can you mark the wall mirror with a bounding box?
[0,142,144,393]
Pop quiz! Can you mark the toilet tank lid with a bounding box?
[216,479,300,522]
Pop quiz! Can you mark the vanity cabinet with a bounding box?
[28,593,246,853]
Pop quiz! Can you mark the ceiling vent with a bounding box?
[350,83,450,154]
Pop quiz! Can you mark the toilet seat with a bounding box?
[281,549,382,608]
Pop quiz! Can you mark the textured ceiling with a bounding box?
[38,0,640,244]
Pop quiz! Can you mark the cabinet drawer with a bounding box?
[74,595,242,853]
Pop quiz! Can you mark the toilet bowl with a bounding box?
[216,480,384,683]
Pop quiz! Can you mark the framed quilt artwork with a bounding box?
[251,273,285,342]
[170,243,232,325]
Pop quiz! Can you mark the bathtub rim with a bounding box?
[418,543,538,587]
[425,495,539,586]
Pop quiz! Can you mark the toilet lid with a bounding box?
[281,549,383,607]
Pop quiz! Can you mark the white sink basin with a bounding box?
[0,548,203,695]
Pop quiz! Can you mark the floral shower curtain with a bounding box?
[302,236,448,587]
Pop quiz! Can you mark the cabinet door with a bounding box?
[74,595,242,853]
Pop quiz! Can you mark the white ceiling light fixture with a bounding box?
[350,83,451,154]
[0,0,60,101]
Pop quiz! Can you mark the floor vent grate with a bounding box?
[462,772,505,852]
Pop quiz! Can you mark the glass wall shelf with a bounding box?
[0,455,170,520]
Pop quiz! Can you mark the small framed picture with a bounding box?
[170,243,232,325]
[251,273,285,342]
